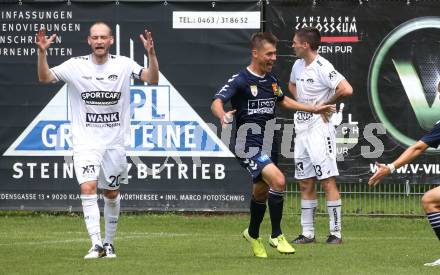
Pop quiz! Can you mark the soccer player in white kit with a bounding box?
[288,27,353,244]
[35,22,159,259]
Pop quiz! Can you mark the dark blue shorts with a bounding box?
[237,151,278,183]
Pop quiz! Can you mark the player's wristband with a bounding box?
[387,163,396,174]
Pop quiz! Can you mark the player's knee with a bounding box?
[421,192,436,211]
[80,182,97,195]
[104,190,120,200]
[271,174,285,191]
[320,180,338,193]
[253,192,268,202]
[299,181,314,194]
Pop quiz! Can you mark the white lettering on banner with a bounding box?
[0,9,80,57]
[11,162,226,180]
[0,11,73,20]
[369,163,440,175]
[173,11,260,29]
[0,192,245,202]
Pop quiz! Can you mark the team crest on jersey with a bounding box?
[250,85,258,97]
[272,83,282,97]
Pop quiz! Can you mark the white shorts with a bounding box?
[73,148,128,190]
[294,123,339,180]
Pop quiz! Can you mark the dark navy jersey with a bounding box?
[421,122,440,148]
[213,68,284,149]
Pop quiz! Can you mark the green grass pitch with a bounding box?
[0,213,439,274]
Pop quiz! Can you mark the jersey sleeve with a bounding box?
[129,58,144,80]
[318,61,345,90]
[213,73,241,103]
[421,122,440,148]
[50,58,74,83]
[289,63,296,83]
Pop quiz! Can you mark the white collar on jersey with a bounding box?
[246,66,266,78]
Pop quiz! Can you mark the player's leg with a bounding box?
[248,181,268,240]
[102,189,120,258]
[243,180,268,258]
[422,186,440,266]
[237,156,268,257]
[74,150,105,259]
[292,178,318,244]
[79,181,105,259]
[320,177,342,244]
[293,133,318,244]
[100,148,127,258]
[261,163,295,254]
[310,123,341,244]
[262,163,285,239]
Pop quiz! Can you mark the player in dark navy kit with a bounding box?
[211,32,335,258]
[369,83,440,266]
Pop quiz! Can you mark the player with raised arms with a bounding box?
[36,21,159,259]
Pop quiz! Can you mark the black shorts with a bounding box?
[237,151,278,183]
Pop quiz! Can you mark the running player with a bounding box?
[211,32,335,258]
[368,82,440,267]
[288,27,353,245]
[36,22,159,259]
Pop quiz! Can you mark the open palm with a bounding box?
[139,29,155,55]
[35,28,56,51]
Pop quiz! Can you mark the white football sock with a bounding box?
[104,194,120,245]
[327,199,342,238]
[301,199,317,238]
[81,194,102,247]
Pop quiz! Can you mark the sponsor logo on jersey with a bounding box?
[272,83,282,97]
[296,111,313,122]
[328,71,337,80]
[306,78,314,84]
[108,74,118,81]
[96,77,104,80]
[250,85,258,97]
[86,112,120,123]
[248,98,276,115]
[81,91,121,105]
[82,76,92,80]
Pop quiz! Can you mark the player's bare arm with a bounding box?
[36,28,57,83]
[368,140,429,187]
[279,96,335,115]
[324,79,353,105]
[139,29,159,84]
[287,81,298,99]
[211,98,236,127]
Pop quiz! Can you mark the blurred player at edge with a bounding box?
[368,82,440,267]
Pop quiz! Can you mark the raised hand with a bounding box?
[139,29,155,56]
[35,28,56,52]
[368,162,390,187]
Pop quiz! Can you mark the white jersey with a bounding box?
[50,54,143,150]
[290,55,345,133]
